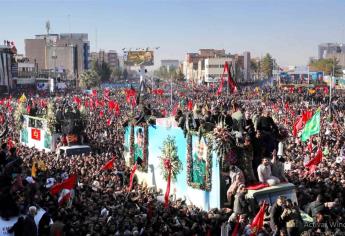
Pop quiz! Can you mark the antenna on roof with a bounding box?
[46,20,50,36]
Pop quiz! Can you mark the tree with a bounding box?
[123,68,128,80]
[176,68,185,81]
[309,57,342,77]
[112,67,123,80]
[91,60,111,82]
[79,70,100,89]
[261,53,274,78]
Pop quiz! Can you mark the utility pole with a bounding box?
[329,60,335,120]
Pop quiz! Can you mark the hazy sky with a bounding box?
[1,0,345,67]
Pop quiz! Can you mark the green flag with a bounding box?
[301,109,320,142]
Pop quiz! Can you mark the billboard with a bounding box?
[124,51,154,66]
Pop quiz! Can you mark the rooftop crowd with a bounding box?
[0,82,344,236]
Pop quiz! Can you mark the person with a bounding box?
[192,140,206,185]
[231,184,248,219]
[224,165,245,202]
[38,210,52,236]
[23,206,38,236]
[281,199,301,236]
[237,135,257,185]
[271,150,288,182]
[50,214,65,236]
[231,102,244,133]
[305,194,325,219]
[8,216,25,236]
[270,196,286,236]
[134,128,144,164]
[0,143,8,171]
[257,158,280,186]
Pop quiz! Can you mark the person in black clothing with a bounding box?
[270,196,286,236]
[256,109,278,157]
[8,216,25,236]
[23,206,38,236]
[305,194,325,219]
[38,211,51,236]
[0,143,8,170]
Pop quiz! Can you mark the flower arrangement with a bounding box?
[159,136,182,181]
[44,101,57,134]
[212,122,234,166]
[14,102,27,131]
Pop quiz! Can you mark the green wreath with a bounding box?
[159,136,182,181]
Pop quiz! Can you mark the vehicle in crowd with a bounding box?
[56,145,91,157]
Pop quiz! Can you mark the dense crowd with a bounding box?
[0,82,344,236]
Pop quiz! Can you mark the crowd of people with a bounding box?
[0,82,344,236]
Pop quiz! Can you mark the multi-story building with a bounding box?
[161,60,179,71]
[318,43,345,59]
[90,50,120,70]
[0,44,16,92]
[25,33,90,81]
[183,49,250,83]
[184,49,227,82]
[318,43,345,68]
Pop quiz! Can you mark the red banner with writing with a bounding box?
[31,128,41,141]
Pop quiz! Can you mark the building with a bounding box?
[204,57,244,83]
[0,44,15,92]
[183,49,227,82]
[318,43,345,68]
[90,50,120,69]
[243,51,251,81]
[25,33,90,81]
[318,43,345,59]
[161,60,179,71]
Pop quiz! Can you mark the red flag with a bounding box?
[99,111,104,117]
[172,104,179,116]
[92,89,97,97]
[305,148,322,170]
[216,63,228,96]
[289,87,294,93]
[232,219,240,236]
[302,110,313,123]
[250,202,267,235]
[323,87,329,95]
[103,88,110,98]
[7,138,14,150]
[114,102,120,115]
[108,100,115,109]
[187,100,193,111]
[26,105,31,113]
[226,62,237,93]
[292,116,303,137]
[73,96,81,106]
[307,138,313,153]
[161,109,167,117]
[164,159,172,208]
[128,164,137,191]
[50,174,77,196]
[100,158,115,171]
[106,119,111,126]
